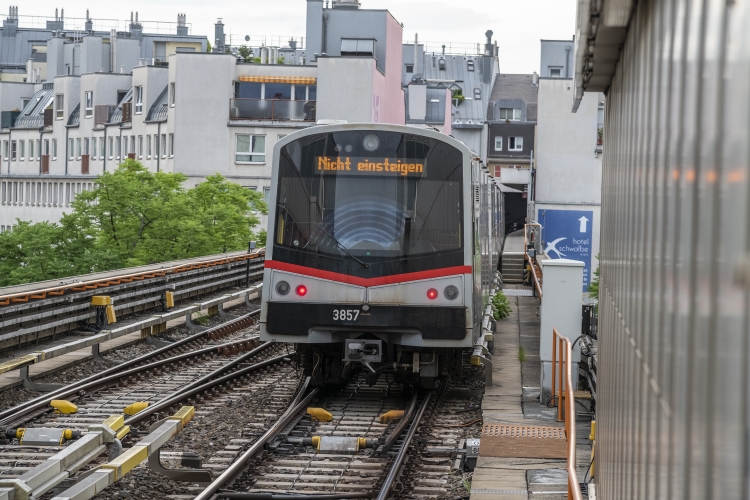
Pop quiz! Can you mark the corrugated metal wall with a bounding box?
[597,0,750,499]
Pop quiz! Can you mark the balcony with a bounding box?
[229,98,316,122]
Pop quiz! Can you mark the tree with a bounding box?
[588,254,600,301]
[187,174,267,253]
[206,41,212,53]
[238,45,253,62]
[0,160,266,286]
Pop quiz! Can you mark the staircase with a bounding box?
[502,252,526,284]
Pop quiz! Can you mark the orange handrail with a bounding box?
[551,327,584,500]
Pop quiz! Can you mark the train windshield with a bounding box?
[273,130,464,274]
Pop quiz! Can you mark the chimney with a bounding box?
[110,29,117,72]
[3,6,18,36]
[129,11,143,40]
[485,30,494,56]
[441,44,445,56]
[46,7,65,31]
[214,18,225,53]
[176,13,188,35]
[532,71,539,87]
[85,9,92,31]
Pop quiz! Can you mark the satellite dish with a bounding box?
[244,35,250,42]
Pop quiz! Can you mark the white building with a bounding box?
[0,1,406,232]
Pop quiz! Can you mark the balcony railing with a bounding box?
[229,98,316,122]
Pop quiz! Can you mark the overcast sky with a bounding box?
[23,0,577,74]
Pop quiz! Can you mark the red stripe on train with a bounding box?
[264,260,472,287]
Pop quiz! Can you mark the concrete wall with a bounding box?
[316,56,374,122]
[539,39,574,79]
[0,82,36,113]
[533,77,601,271]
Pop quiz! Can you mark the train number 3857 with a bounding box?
[333,309,360,321]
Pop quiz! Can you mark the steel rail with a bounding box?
[194,377,318,500]
[125,350,291,428]
[0,311,261,427]
[379,391,418,454]
[376,391,433,500]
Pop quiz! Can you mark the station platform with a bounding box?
[471,294,593,499]
[0,298,246,392]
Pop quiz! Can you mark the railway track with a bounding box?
[0,311,262,425]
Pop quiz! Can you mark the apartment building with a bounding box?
[0,1,406,232]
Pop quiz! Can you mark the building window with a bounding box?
[122,137,128,158]
[169,134,174,157]
[473,88,481,100]
[147,135,152,158]
[154,134,159,158]
[69,139,74,160]
[161,134,167,158]
[19,140,24,161]
[405,64,414,73]
[2,141,7,160]
[55,94,64,119]
[108,137,114,159]
[10,141,17,160]
[91,137,96,159]
[138,136,143,158]
[265,84,292,100]
[116,137,121,159]
[135,86,143,114]
[263,187,271,205]
[549,67,562,78]
[30,139,35,160]
[52,139,57,160]
[235,135,265,163]
[307,86,317,101]
[85,91,93,117]
[494,137,502,151]
[508,137,523,151]
[44,139,49,157]
[76,138,81,159]
[130,135,135,154]
[84,138,90,155]
[467,60,475,72]
[497,108,521,121]
[99,138,104,160]
[170,82,175,106]
[36,140,40,160]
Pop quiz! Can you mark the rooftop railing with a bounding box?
[229,98,316,122]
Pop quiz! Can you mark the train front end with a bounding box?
[260,124,475,386]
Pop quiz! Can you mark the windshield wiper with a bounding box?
[314,223,370,269]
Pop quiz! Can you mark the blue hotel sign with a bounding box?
[538,209,594,292]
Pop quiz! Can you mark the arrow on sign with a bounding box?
[579,216,589,233]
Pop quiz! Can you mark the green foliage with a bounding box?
[238,45,253,62]
[451,88,465,105]
[256,229,268,247]
[253,57,261,64]
[0,160,264,287]
[491,290,512,321]
[462,477,471,492]
[206,41,212,53]
[588,253,600,300]
[518,345,527,362]
[277,55,285,65]
[193,312,210,326]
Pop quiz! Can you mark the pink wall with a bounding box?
[443,88,453,135]
[370,13,405,125]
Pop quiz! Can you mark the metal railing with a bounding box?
[524,222,543,298]
[551,327,584,500]
[229,98,316,122]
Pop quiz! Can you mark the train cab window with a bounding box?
[273,130,465,276]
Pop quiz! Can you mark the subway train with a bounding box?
[260,123,504,386]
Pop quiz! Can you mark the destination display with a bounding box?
[316,156,425,176]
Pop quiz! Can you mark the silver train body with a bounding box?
[260,123,504,385]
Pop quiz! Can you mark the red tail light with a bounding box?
[296,285,308,296]
[427,288,438,300]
